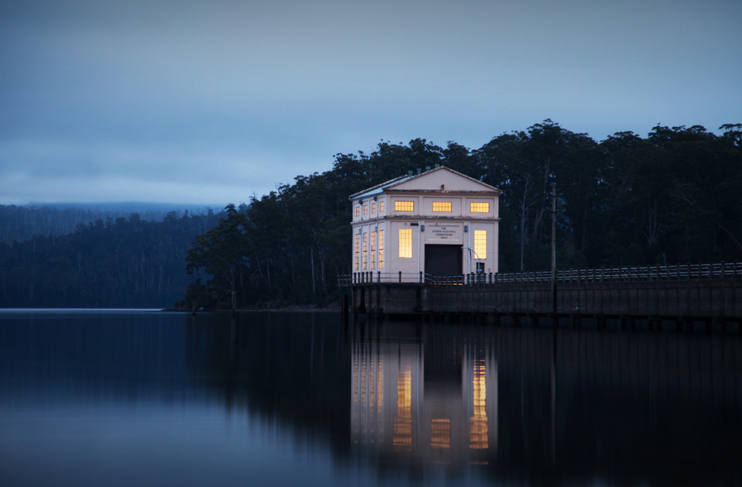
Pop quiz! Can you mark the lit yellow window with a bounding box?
[469,359,488,449]
[379,229,384,268]
[395,201,414,212]
[393,369,412,450]
[363,205,368,215]
[362,233,368,269]
[433,201,452,212]
[380,201,385,212]
[371,203,376,214]
[355,206,360,217]
[398,229,412,258]
[370,231,376,270]
[470,202,490,213]
[474,230,487,259]
[355,233,361,270]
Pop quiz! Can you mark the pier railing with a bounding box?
[338,262,742,287]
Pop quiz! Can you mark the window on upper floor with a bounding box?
[433,201,452,212]
[395,201,414,212]
[470,202,490,213]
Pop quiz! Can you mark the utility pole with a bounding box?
[551,182,557,315]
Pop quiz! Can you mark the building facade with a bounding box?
[350,166,501,282]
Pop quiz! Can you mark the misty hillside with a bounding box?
[0,209,225,308]
[0,203,219,244]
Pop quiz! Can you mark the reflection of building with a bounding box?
[351,325,497,464]
[350,166,501,280]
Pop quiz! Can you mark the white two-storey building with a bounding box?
[350,166,501,281]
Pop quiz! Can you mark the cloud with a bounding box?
[0,0,740,204]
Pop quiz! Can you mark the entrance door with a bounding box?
[425,245,462,277]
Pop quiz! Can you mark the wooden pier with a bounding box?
[341,262,742,331]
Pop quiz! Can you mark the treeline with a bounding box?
[2,120,739,310]
[0,203,215,243]
[0,210,223,308]
[181,120,742,312]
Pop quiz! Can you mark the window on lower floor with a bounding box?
[474,230,487,259]
[370,231,376,270]
[355,233,361,270]
[379,229,385,268]
[399,228,412,258]
[362,233,368,270]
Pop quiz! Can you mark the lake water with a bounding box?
[1,310,741,486]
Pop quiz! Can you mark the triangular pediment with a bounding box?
[350,166,501,200]
[385,166,500,194]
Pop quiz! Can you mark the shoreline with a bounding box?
[165,304,340,313]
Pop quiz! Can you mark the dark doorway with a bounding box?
[425,244,462,277]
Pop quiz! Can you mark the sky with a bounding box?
[1,0,741,206]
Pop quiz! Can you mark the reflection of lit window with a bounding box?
[431,419,451,449]
[370,231,376,270]
[433,201,452,212]
[356,206,360,217]
[352,354,359,439]
[379,229,384,268]
[352,345,385,446]
[380,201,385,212]
[371,203,376,214]
[470,202,490,213]
[469,359,488,450]
[395,201,414,212]
[474,230,487,258]
[356,234,361,270]
[363,205,368,215]
[377,360,384,431]
[399,229,412,258]
[393,369,412,451]
[362,233,368,270]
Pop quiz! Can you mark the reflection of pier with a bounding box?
[350,322,742,484]
[351,324,498,465]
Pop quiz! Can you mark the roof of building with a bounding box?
[348,174,413,200]
[349,166,501,200]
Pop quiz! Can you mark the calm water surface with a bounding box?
[1,310,741,486]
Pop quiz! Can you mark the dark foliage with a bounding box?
[0,203,215,243]
[0,210,223,307]
[2,121,740,309]
[182,121,742,311]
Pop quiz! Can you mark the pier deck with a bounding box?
[341,262,742,329]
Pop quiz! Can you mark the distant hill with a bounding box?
[0,203,221,243]
[0,208,226,308]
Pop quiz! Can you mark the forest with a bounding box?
[0,210,223,307]
[1,120,740,309]
[182,120,742,311]
[0,203,213,243]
